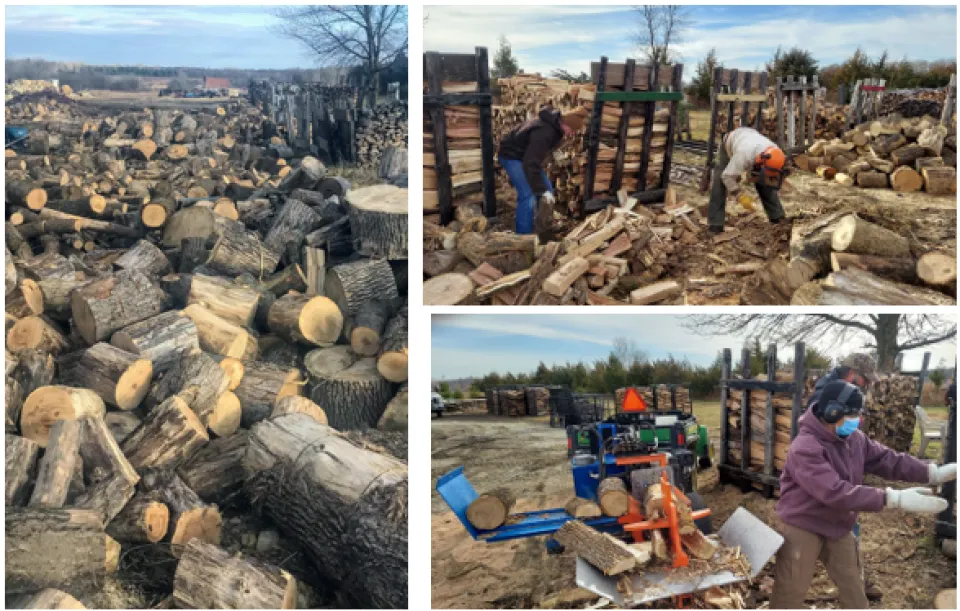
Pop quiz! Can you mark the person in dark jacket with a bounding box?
[771,381,957,608]
[498,107,586,234]
[946,379,956,409]
[807,353,878,410]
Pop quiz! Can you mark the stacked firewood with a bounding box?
[423,197,706,306]
[863,375,919,453]
[524,386,550,416]
[712,93,848,142]
[424,81,484,221]
[615,386,691,412]
[674,386,693,413]
[878,88,946,118]
[5,100,408,608]
[484,386,548,417]
[725,387,793,473]
[355,101,408,168]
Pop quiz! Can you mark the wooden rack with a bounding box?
[423,48,496,225]
[775,75,820,153]
[705,68,770,174]
[581,57,684,216]
[845,78,887,128]
[941,74,957,127]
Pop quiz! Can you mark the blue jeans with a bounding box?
[501,158,552,234]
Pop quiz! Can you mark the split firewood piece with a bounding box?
[173,274,260,327]
[105,492,169,543]
[347,184,408,259]
[173,539,298,609]
[263,197,322,256]
[244,413,407,609]
[5,434,41,505]
[565,497,603,518]
[378,304,408,383]
[181,304,258,360]
[74,416,140,523]
[207,391,242,437]
[553,520,637,575]
[234,360,303,428]
[7,588,86,609]
[140,469,222,551]
[61,342,153,410]
[21,387,105,447]
[7,316,67,355]
[643,481,696,535]
[681,529,719,560]
[326,258,399,317]
[466,487,516,529]
[111,310,200,374]
[378,385,407,431]
[71,270,167,344]
[217,356,244,390]
[28,419,81,508]
[309,357,393,430]
[630,280,682,305]
[121,395,209,471]
[598,477,631,517]
[114,239,172,277]
[177,432,249,505]
[6,278,44,319]
[649,528,669,560]
[272,395,328,425]
[5,507,107,597]
[349,299,391,356]
[917,251,958,288]
[831,214,911,258]
[267,293,343,346]
[543,256,590,297]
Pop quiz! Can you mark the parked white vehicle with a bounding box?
[432,392,445,418]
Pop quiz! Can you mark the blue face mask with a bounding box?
[837,417,860,438]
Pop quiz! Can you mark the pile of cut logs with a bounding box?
[484,386,550,417]
[423,197,706,306]
[863,375,919,453]
[424,81,484,220]
[725,386,792,473]
[5,99,408,608]
[356,101,408,168]
[614,385,692,412]
[877,88,946,119]
[795,114,957,194]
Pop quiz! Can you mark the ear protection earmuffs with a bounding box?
[820,383,858,424]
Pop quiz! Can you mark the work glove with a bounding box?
[539,191,556,207]
[885,487,949,514]
[929,463,958,485]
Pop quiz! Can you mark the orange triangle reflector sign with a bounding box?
[623,387,647,412]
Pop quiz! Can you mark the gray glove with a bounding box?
[928,463,958,485]
[885,487,949,514]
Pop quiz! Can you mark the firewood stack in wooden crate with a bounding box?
[796,115,957,193]
[424,82,484,220]
[355,101,408,168]
[614,386,690,411]
[863,375,919,453]
[5,98,408,608]
[725,386,792,473]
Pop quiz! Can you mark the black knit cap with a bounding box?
[816,380,864,417]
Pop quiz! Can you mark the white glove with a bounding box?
[540,191,556,206]
[929,463,958,485]
[885,487,949,514]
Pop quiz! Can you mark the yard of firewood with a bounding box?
[431,410,956,609]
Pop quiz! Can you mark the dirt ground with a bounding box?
[431,412,957,609]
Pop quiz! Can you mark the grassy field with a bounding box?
[688,109,712,140]
[693,400,949,459]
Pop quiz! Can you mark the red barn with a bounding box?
[204,76,230,89]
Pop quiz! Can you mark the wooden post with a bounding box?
[584,56,608,201]
[786,76,796,148]
[659,63,685,190]
[726,69,739,134]
[476,46,497,219]
[611,59,637,194]
[763,343,777,497]
[808,75,818,147]
[741,71,753,129]
[706,66,724,170]
[285,94,296,146]
[775,77,785,148]
[755,72,768,133]
[426,52,453,225]
[719,348,732,467]
[941,74,956,126]
[638,62,660,191]
[847,79,862,128]
[798,76,807,150]
[916,351,932,408]
[791,342,805,439]
[740,347,751,473]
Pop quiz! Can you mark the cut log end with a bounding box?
[141,203,169,228]
[115,359,153,411]
[218,357,244,391]
[208,391,242,437]
[298,296,343,345]
[170,506,223,548]
[377,350,408,383]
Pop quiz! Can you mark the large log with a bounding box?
[61,342,153,410]
[20,386,105,447]
[309,358,393,430]
[111,310,200,374]
[121,395,209,471]
[177,432,249,505]
[5,434,41,505]
[28,419,81,508]
[267,293,343,346]
[173,539,298,609]
[347,184,408,260]
[553,520,637,575]
[234,360,302,428]
[244,414,407,608]
[5,507,107,597]
[598,477,630,517]
[831,214,911,258]
[466,487,516,529]
[325,258,399,317]
[71,270,167,344]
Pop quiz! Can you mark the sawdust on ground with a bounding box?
[432,413,957,609]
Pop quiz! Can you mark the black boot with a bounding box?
[708,225,724,234]
[864,578,883,601]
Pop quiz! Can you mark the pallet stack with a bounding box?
[863,375,919,453]
[4,96,408,608]
[355,101,408,168]
[424,82,484,220]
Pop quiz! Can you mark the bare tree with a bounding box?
[682,314,955,372]
[634,5,690,65]
[612,337,648,366]
[273,5,408,109]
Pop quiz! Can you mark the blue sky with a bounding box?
[424,5,957,77]
[5,6,311,69]
[431,314,957,380]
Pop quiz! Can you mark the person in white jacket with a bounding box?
[709,126,788,233]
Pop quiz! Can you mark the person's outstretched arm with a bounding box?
[791,440,886,512]
[863,436,931,483]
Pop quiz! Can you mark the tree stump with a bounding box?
[347,184,408,259]
[309,358,393,430]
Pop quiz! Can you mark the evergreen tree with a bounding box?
[766,46,819,80]
[686,47,718,105]
[491,35,520,79]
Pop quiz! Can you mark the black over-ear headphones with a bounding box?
[820,383,858,424]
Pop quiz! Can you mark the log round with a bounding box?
[71,270,168,344]
[377,305,408,383]
[234,360,303,428]
[349,300,390,356]
[181,304,258,360]
[267,293,343,346]
[309,358,394,430]
[6,279,44,318]
[272,395,328,425]
[917,251,958,287]
[106,493,169,543]
[183,274,260,327]
[325,258,399,317]
[466,487,516,529]
[7,316,67,355]
[67,342,153,410]
[831,214,912,258]
[140,470,222,550]
[244,414,407,608]
[21,386,106,447]
[110,310,200,374]
[347,184,408,259]
[114,240,172,277]
[423,273,475,305]
[597,477,630,517]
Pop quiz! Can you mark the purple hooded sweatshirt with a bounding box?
[776,409,929,539]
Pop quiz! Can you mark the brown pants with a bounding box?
[770,523,869,609]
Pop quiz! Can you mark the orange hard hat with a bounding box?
[757,146,785,173]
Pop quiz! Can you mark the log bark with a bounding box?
[181,304,258,360]
[856,170,889,188]
[922,167,957,195]
[263,198,321,256]
[7,376,24,433]
[121,396,209,471]
[830,252,917,284]
[74,416,140,523]
[5,507,106,597]
[466,487,516,529]
[173,539,298,609]
[5,434,41,505]
[325,258,399,317]
[21,386,105,447]
[147,351,231,434]
[565,497,603,518]
[831,214,911,258]
[183,274,260,327]
[244,414,407,608]
[111,310,200,374]
[598,477,630,517]
[206,221,281,278]
[347,184,408,259]
[553,520,636,575]
[28,419,81,508]
[114,240,172,277]
[234,360,303,428]
[61,342,153,410]
[71,270,167,344]
[140,469,222,549]
[7,316,68,355]
[105,492,169,543]
[267,293,343,346]
[7,589,86,609]
[378,305,408,383]
[104,412,141,445]
[177,432,249,505]
[309,358,393,430]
